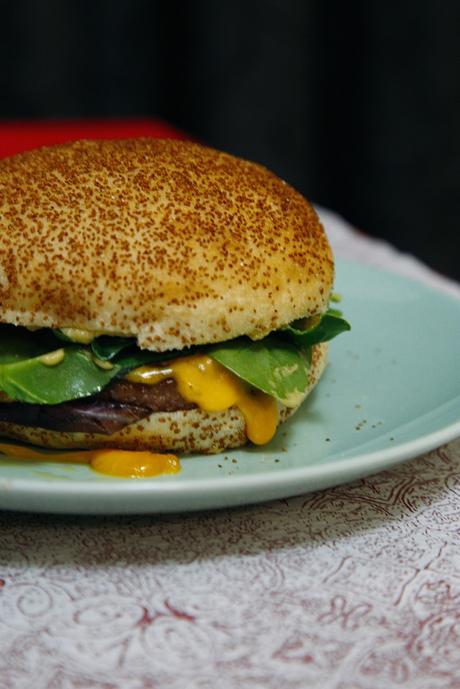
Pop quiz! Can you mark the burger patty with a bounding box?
[0,379,196,435]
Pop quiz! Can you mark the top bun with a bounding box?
[0,138,333,351]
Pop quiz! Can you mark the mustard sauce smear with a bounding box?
[0,442,180,479]
[126,354,279,445]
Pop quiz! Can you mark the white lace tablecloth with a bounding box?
[1,210,460,689]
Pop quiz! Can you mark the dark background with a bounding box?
[1,0,459,278]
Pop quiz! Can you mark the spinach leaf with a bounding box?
[0,348,121,405]
[91,336,194,370]
[0,325,193,404]
[112,347,184,373]
[209,336,311,407]
[0,325,62,364]
[91,336,136,361]
[281,311,350,347]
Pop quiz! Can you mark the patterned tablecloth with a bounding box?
[1,210,460,689]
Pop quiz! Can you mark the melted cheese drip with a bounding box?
[126,354,279,445]
[0,442,180,479]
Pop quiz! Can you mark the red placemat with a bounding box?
[0,118,187,158]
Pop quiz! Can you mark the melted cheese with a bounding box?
[0,442,180,479]
[126,354,279,445]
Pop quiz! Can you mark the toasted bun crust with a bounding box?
[0,139,333,351]
[0,345,327,453]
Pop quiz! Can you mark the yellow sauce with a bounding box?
[126,354,279,445]
[90,449,180,478]
[59,328,101,344]
[92,356,114,370]
[39,349,65,366]
[0,442,180,479]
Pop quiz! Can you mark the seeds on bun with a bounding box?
[0,139,349,454]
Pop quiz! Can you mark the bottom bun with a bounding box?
[0,344,328,454]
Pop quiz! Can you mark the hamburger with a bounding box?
[0,138,349,455]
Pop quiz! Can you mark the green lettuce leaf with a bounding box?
[111,347,186,373]
[0,347,121,404]
[0,326,62,363]
[281,311,350,347]
[91,337,192,372]
[90,336,136,361]
[208,336,311,407]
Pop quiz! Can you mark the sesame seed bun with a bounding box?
[0,344,327,453]
[0,138,333,350]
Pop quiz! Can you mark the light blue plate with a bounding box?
[1,259,459,514]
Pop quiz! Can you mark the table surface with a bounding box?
[1,125,460,689]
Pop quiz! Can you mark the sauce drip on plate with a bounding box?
[0,442,180,478]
